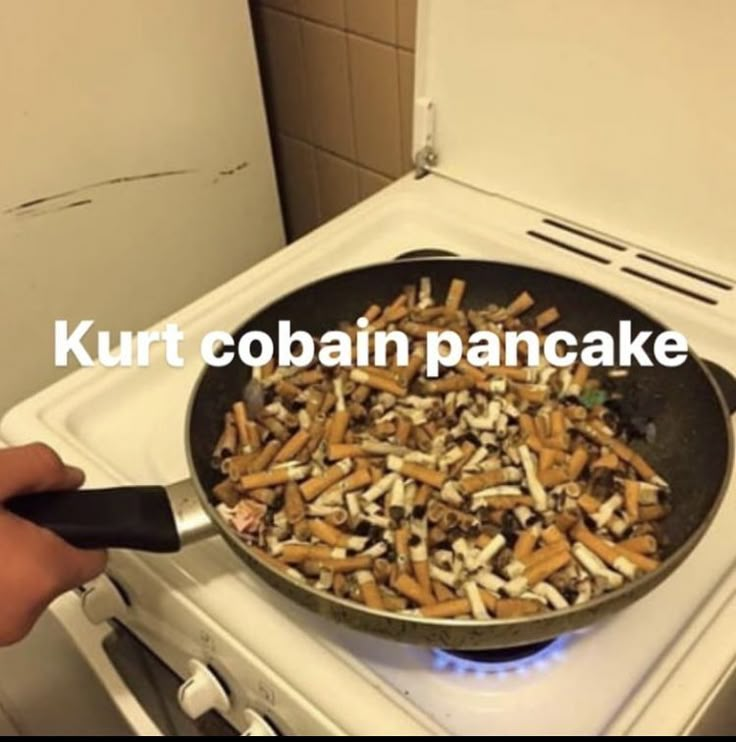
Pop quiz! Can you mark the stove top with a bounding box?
[4,175,736,735]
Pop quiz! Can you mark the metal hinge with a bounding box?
[413,98,437,179]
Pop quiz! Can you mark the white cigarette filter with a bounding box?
[572,543,624,589]
[518,444,548,511]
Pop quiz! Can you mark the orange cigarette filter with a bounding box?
[284,481,305,524]
[495,598,544,618]
[275,380,301,399]
[445,278,467,312]
[273,429,310,463]
[520,541,569,569]
[247,439,282,473]
[232,401,249,450]
[240,468,293,490]
[420,598,471,618]
[591,452,620,470]
[308,518,348,547]
[541,524,568,547]
[513,529,538,559]
[281,543,332,563]
[459,469,507,494]
[318,556,373,573]
[515,384,549,405]
[413,560,431,595]
[327,410,350,445]
[397,346,425,387]
[327,443,364,461]
[350,369,406,397]
[578,492,601,514]
[432,580,456,603]
[550,409,566,437]
[570,522,620,566]
[213,479,240,507]
[357,572,384,610]
[524,549,572,586]
[393,573,436,607]
[362,304,382,322]
[536,306,560,329]
[616,546,660,573]
[538,467,569,488]
[301,461,352,501]
[506,291,535,318]
[619,534,658,555]
[330,468,372,494]
[457,360,486,383]
[638,503,670,521]
[425,375,476,394]
[571,363,591,390]
[290,369,324,386]
[396,460,447,489]
[624,480,640,521]
[394,527,411,572]
[630,453,658,482]
[519,413,536,436]
[481,495,536,510]
[395,416,412,446]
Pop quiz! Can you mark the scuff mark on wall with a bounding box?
[3,169,195,215]
[16,198,93,219]
[213,160,249,183]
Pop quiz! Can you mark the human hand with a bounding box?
[0,443,107,645]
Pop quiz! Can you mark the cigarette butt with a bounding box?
[275,380,301,399]
[253,547,290,573]
[327,443,365,460]
[520,541,569,569]
[555,511,577,533]
[567,447,589,479]
[630,453,658,482]
[428,526,447,546]
[478,588,498,615]
[284,482,305,524]
[393,573,436,607]
[538,447,558,472]
[420,598,471,618]
[495,598,544,618]
[619,534,658,555]
[592,453,619,470]
[536,306,560,329]
[240,466,307,489]
[431,580,455,602]
[624,480,640,521]
[290,369,324,386]
[397,346,426,387]
[525,435,544,453]
[571,522,638,578]
[519,413,536,436]
[524,548,571,586]
[232,401,249,450]
[301,460,353,501]
[459,469,507,494]
[281,543,332,563]
[362,304,382,322]
[395,416,412,446]
[513,529,538,559]
[325,508,349,528]
[381,593,409,612]
[578,492,601,514]
[541,524,568,547]
[332,572,348,598]
[479,495,536,510]
[507,291,535,317]
[515,384,550,405]
[413,560,431,594]
[550,409,566,437]
[412,483,432,518]
[329,468,373,495]
[445,278,467,311]
[638,503,670,521]
[328,409,350,445]
[386,455,447,489]
[319,556,373,573]
[537,467,569,488]
[213,479,240,508]
[395,526,411,573]
[293,519,312,541]
[273,429,310,464]
[616,546,660,573]
[571,363,591,391]
[247,439,282,473]
[350,369,406,397]
[373,558,393,584]
[356,570,384,609]
[213,412,238,464]
[308,518,348,547]
[424,375,476,394]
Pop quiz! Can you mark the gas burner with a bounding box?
[432,636,570,676]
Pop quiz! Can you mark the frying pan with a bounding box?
[8,256,736,650]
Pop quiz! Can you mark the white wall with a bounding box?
[0,0,284,412]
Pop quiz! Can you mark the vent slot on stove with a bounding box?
[526,230,611,265]
[633,253,733,292]
[541,218,628,252]
[620,267,718,305]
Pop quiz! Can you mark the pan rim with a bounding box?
[184,256,734,644]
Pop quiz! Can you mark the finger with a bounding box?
[0,443,85,501]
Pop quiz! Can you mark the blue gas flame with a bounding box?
[432,635,570,677]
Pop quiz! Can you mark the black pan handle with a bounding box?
[4,480,213,552]
[704,360,736,416]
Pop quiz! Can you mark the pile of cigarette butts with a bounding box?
[211,277,671,621]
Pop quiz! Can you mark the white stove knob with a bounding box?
[177,659,230,720]
[242,709,277,736]
[80,574,128,624]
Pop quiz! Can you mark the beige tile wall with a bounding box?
[251,0,417,240]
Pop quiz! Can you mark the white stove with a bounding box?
[4,1,736,735]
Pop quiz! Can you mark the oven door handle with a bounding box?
[49,592,165,736]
